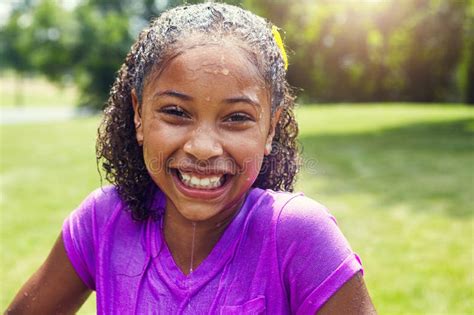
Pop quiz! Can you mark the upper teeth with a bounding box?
[179,171,224,189]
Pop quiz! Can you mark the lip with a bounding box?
[171,169,232,200]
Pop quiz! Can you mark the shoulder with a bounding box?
[274,190,350,250]
[61,186,129,290]
[248,189,335,229]
[266,191,362,313]
[278,191,334,222]
[81,185,122,210]
[262,189,338,235]
[250,189,346,251]
[267,190,355,277]
[71,185,123,219]
[63,185,126,239]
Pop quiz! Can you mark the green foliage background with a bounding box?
[1,0,473,108]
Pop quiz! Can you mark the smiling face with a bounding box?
[132,42,278,223]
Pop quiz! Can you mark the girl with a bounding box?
[7,3,375,314]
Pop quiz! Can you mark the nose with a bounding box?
[183,126,224,161]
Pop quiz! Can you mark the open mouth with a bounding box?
[174,169,228,190]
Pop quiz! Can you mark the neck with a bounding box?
[162,200,243,275]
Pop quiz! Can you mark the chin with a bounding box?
[179,207,221,222]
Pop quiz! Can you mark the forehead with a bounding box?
[144,42,269,104]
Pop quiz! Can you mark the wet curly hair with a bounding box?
[96,3,300,220]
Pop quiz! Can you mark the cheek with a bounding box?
[142,144,166,175]
[141,122,187,173]
[231,141,266,181]
[236,152,264,195]
[245,155,265,183]
[141,130,171,175]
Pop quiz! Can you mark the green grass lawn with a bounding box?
[0,73,78,107]
[1,104,473,314]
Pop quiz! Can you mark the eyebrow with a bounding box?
[152,90,260,107]
[224,96,261,108]
[152,90,193,101]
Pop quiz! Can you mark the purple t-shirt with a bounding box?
[62,186,362,314]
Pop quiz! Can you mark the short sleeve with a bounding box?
[62,188,104,290]
[276,196,363,314]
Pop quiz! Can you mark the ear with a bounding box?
[131,89,144,146]
[264,107,282,156]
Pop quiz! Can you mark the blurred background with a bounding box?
[1,0,473,107]
[1,0,473,314]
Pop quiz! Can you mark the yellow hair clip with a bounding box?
[272,25,288,70]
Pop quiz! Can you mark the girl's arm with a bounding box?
[317,272,376,315]
[5,233,91,315]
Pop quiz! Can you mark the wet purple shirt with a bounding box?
[62,186,362,314]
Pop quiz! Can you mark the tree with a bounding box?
[1,0,471,107]
[244,0,471,103]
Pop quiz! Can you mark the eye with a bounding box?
[160,105,190,118]
[224,112,254,123]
